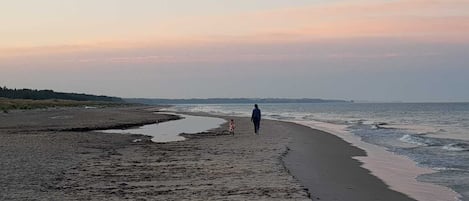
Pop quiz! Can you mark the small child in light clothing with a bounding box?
[229,119,236,135]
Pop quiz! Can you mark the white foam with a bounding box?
[132,139,142,143]
[362,120,376,125]
[432,167,465,171]
[380,124,441,134]
[399,134,429,146]
[164,105,250,117]
[442,143,469,152]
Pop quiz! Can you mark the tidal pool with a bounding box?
[101,113,226,142]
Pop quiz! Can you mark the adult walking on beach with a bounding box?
[251,104,261,134]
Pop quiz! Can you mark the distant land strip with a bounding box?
[125,98,352,105]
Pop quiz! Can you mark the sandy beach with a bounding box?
[0,106,417,200]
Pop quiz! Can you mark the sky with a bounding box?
[1,0,468,102]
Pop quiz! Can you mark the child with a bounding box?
[229,119,235,135]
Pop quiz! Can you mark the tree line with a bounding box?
[0,87,122,102]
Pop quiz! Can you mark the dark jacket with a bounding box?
[251,108,261,121]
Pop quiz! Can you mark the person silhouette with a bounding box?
[251,104,261,134]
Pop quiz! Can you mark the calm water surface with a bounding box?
[101,113,225,142]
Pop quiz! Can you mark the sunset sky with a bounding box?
[1,0,468,102]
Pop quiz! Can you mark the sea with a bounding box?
[167,102,469,201]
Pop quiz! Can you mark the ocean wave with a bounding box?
[268,114,293,120]
[351,119,391,129]
[316,119,349,125]
[371,124,381,129]
[371,122,390,129]
[432,167,466,171]
[382,124,441,135]
[299,115,349,125]
[399,134,441,146]
[360,120,376,125]
[301,114,315,120]
[442,143,469,152]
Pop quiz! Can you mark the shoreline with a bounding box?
[280,121,415,201]
[179,112,462,201]
[293,120,461,201]
[175,110,461,201]
[167,111,426,200]
[0,106,458,200]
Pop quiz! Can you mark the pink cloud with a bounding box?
[1,0,467,66]
[234,0,469,41]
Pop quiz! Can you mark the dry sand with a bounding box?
[0,107,178,200]
[0,107,416,200]
[0,107,308,200]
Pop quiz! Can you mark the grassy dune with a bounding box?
[0,98,129,113]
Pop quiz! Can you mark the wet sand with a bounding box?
[0,107,416,200]
[282,123,416,201]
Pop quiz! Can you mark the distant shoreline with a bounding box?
[125,98,352,105]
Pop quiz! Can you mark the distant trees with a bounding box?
[0,87,122,102]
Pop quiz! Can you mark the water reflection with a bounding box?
[101,113,226,142]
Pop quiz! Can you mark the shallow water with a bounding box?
[101,113,226,142]
[168,103,469,201]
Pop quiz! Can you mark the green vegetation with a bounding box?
[0,87,130,112]
[0,98,126,112]
[0,87,122,102]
